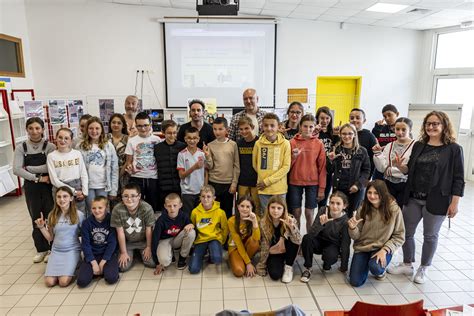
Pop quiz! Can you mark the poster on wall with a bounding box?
[49,100,67,125]
[99,99,114,133]
[67,100,84,124]
[24,101,44,120]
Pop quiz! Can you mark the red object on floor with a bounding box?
[324,299,428,316]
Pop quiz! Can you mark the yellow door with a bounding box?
[316,76,362,125]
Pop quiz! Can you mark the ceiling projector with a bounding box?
[196,0,239,16]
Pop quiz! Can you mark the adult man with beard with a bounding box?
[177,99,215,149]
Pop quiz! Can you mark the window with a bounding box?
[435,29,474,69]
[435,76,474,130]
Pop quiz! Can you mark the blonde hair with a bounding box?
[165,193,182,204]
[80,116,108,150]
[238,116,255,128]
[200,184,216,196]
[261,195,291,238]
[48,186,79,229]
[337,123,360,152]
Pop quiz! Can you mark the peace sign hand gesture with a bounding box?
[319,208,334,225]
[348,211,363,230]
[35,212,46,228]
[328,149,341,161]
[202,142,210,157]
[392,153,405,169]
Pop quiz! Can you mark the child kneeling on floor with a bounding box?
[256,196,301,283]
[300,191,350,283]
[77,196,119,287]
[152,193,196,274]
[189,185,229,274]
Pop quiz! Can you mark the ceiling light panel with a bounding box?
[366,3,409,13]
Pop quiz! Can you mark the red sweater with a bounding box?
[289,134,327,192]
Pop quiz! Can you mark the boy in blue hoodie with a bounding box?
[77,196,118,287]
[152,194,196,274]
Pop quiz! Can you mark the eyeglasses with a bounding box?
[122,194,140,200]
[341,132,354,136]
[136,124,150,129]
[289,111,302,115]
[425,122,441,128]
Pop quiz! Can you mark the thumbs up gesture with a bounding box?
[319,208,334,225]
[35,212,46,228]
[348,211,363,230]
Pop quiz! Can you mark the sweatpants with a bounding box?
[77,254,119,288]
[24,180,54,253]
[156,229,196,267]
[301,234,339,269]
[402,198,446,266]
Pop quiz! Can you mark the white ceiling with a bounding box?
[34,0,474,30]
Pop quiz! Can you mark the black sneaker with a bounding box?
[323,263,331,271]
[177,255,187,270]
[300,269,312,283]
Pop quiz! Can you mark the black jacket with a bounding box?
[154,141,187,192]
[330,146,371,191]
[403,142,465,215]
[307,206,350,271]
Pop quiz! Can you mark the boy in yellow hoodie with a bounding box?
[252,113,291,211]
[189,185,229,274]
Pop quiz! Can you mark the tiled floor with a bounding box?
[0,181,473,315]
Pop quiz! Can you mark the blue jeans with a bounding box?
[349,250,392,287]
[189,240,223,274]
[86,188,107,218]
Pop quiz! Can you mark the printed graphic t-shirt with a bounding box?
[86,144,107,189]
[125,134,162,179]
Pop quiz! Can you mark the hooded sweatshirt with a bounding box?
[289,134,327,191]
[81,213,117,263]
[252,133,291,195]
[190,201,229,245]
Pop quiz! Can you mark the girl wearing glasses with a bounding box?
[281,101,304,140]
[328,123,370,218]
[387,111,464,284]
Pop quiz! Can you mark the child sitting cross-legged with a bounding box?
[189,185,229,274]
[77,196,119,287]
[152,193,196,274]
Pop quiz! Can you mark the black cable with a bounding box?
[134,70,139,95]
[147,71,162,108]
[141,70,144,107]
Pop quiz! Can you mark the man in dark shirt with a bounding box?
[177,99,215,149]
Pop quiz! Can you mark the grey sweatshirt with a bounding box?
[13,139,56,181]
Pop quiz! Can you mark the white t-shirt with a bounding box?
[247,113,259,136]
[125,134,162,179]
[85,144,107,189]
[177,148,205,195]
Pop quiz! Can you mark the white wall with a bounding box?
[0,0,35,89]
[23,1,423,126]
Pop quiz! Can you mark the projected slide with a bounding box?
[165,23,275,108]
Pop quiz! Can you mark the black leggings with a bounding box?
[24,181,54,253]
[385,180,406,208]
[267,239,299,280]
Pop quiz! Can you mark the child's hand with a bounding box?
[242,211,258,227]
[372,143,383,154]
[349,185,359,194]
[118,252,131,268]
[142,246,152,262]
[333,121,342,135]
[328,150,341,161]
[348,211,363,230]
[229,184,237,194]
[154,264,165,275]
[125,163,135,175]
[292,148,302,158]
[278,124,291,134]
[314,124,322,135]
[91,260,101,275]
[183,223,194,233]
[317,191,325,202]
[99,259,107,274]
[39,175,50,183]
[34,212,46,228]
[76,190,85,201]
[194,158,205,170]
[319,208,334,225]
[371,249,388,268]
[245,263,256,278]
[376,119,386,126]
[269,237,286,254]
[392,153,405,169]
[279,217,294,230]
[202,142,210,156]
[256,181,266,190]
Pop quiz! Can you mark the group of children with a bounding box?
[15,97,450,289]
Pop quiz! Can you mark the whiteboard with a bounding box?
[408,104,463,141]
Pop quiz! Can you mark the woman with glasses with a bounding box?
[387,111,465,284]
[281,101,304,140]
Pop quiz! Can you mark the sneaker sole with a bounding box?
[177,265,187,270]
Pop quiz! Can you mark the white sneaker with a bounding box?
[33,252,47,263]
[43,251,51,263]
[414,266,428,284]
[387,262,414,275]
[281,265,294,283]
